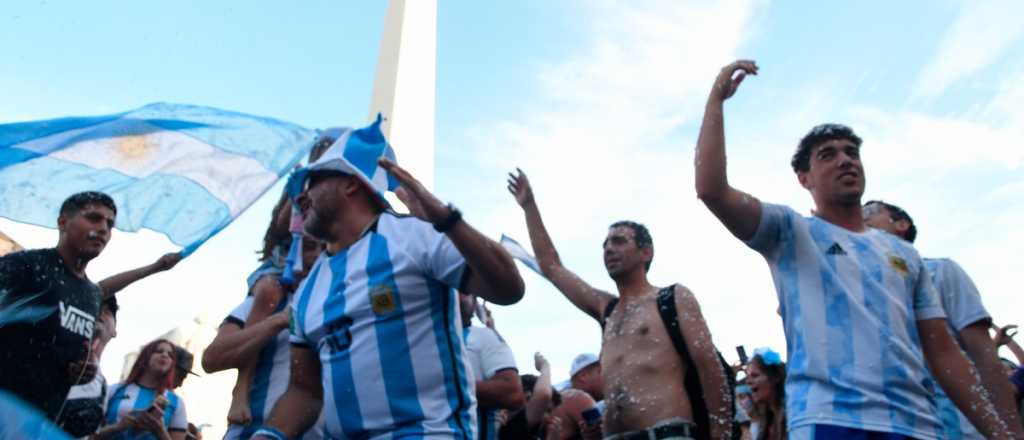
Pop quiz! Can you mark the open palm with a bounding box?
[507,168,535,207]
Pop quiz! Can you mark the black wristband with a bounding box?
[433,204,462,233]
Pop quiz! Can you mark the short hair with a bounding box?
[864,200,917,242]
[101,295,119,320]
[791,123,863,173]
[609,220,654,271]
[60,191,117,217]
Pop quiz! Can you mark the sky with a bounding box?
[2,0,1023,413]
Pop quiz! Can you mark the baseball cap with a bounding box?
[174,345,200,377]
[569,353,599,378]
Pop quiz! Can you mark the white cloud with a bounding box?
[916,0,1024,97]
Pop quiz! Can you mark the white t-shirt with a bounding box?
[465,326,518,440]
[290,212,477,439]
[745,203,945,439]
[925,258,989,440]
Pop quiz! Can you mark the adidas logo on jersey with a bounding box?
[826,243,847,256]
[59,301,95,338]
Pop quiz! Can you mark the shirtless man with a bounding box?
[508,169,730,439]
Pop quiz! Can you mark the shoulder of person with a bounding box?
[668,283,699,303]
[0,247,50,267]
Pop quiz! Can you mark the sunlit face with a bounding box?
[148,342,175,375]
[799,139,865,206]
[602,226,649,278]
[746,362,775,405]
[59,204,115,260]
[298,171,351,241]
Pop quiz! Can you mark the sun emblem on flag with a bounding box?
[117,134,152,159]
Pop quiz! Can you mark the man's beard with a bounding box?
[303,208,336,242]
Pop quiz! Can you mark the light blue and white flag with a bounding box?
[500,234,541,275]
[0,102,317,255]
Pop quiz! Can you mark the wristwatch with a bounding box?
[433,204,463,233]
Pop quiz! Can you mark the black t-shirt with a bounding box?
[0,248,102,421]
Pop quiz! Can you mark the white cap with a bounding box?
[569,353,599,378]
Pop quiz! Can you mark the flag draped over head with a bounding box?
[0,103,317,255]
[281,115,400,285]
[285,114,400,203]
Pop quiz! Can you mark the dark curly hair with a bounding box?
[791,123,862,173]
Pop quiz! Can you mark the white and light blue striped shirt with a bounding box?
[103,383,187,439]
[290,212,477,439]
[223,296,325,440]
[746,203,946,439]
[925,258,989,440]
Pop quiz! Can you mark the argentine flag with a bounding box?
[500,234,542,275]
[0,103,317,255]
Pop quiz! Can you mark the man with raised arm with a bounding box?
[863,200,1024,438]
[250,120,524,440]
[694,59,1016,440]
[508,170,730,440]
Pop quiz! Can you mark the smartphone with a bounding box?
[582,407,601,426]
[736,345,748,365]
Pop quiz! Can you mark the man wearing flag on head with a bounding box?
[251,116,525,440]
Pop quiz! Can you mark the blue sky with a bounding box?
[3,0,1023,425]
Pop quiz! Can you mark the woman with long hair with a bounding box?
[747,348,786,440]
[94,339,188,440]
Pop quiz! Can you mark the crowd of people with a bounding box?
[1,59,1023,440]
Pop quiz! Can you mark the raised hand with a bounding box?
[378,158,451,225]
[507,168,535,207]
[153,252,182,272]
[711,60,758,101]
[993,324,1018,347]
[535,352,550,373]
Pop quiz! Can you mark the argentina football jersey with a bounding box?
[223,297,325,440]
[290,212,477,439]
[104,383,187,438]
[745,203,946,440]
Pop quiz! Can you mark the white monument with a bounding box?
[369,0,437,191]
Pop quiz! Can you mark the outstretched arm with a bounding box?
[919,318,1013,440]
[507,169,615,322]
[380,158,525,306]
[99,253,181,299]
[526,353,555,429]
[694,60,763,242]
[675,285,731,440]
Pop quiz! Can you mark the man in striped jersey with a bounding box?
[695,59,1015,440]
[252,121,524,440]
[864,200,1024,438]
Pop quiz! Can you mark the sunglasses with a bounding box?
[303,169,350,192]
